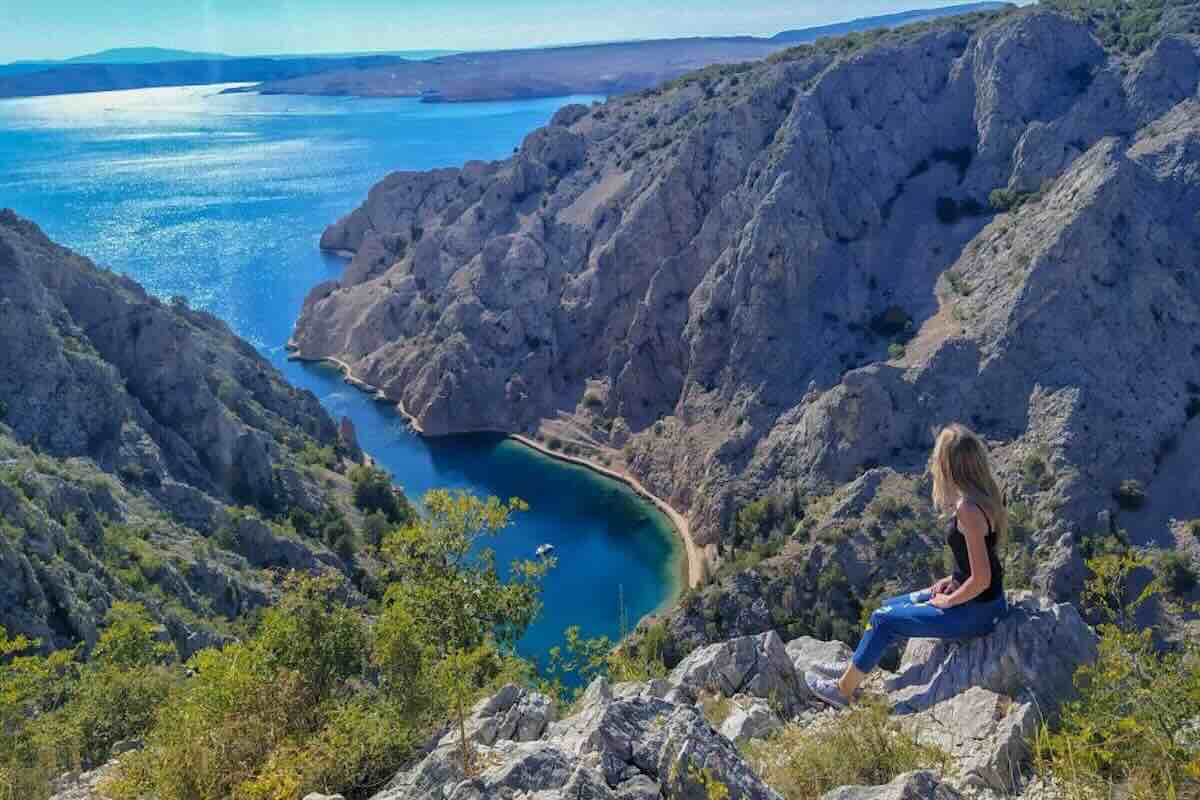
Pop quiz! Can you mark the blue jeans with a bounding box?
[851,589,1008,673]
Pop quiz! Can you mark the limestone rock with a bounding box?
[48,762,119,800]
[719,695,783,744]
[0,210,350,652]
[668,630,804,715]
[886,594,1097,714]
[449,684,556,747]
[884,594,1099,791]
[820,771,963,800]
[375,689,781,800]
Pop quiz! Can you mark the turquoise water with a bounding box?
[0,84,680,666]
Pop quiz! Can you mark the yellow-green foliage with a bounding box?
[105,492,550,800]
[0,603,177,800]
[743,702,951,800]
[1033,550,1200,800]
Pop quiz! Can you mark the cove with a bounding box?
[0,84,682,664]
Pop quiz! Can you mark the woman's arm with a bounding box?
[936,503,991,607]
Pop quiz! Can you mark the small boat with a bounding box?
[535,543,556,558]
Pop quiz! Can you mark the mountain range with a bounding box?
[0,3,1008,99]
[291,2,1200,657]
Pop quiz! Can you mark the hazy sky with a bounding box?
[1,1,1037,62]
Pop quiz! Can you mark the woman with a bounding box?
[806,423,1009,708]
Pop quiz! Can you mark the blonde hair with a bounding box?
[929,423,1008,543]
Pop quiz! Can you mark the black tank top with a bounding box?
[947,502,1004,603]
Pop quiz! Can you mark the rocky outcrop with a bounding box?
[669,630,805,715]
[0,211,356,652]
[820,771,962,800]
[376,681,782,800]
[887,594,1098,791]
[291,7,1200,632]
[372,593,1096,798]
[719,695,783,744]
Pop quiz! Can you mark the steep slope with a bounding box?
[291,7,1200,622]
[0,211,359,653]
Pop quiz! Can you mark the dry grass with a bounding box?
[743,702,951,800]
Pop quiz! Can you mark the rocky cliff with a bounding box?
[0,210,358,653]
[360,595,1095,799]
[292,6,1200,621]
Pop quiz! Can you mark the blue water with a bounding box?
[0,84,681,665]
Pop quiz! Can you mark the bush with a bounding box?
[1021,452,1054,490]
[1156,549,1198,596]
[5,490,555,800]
[349,465,414,525]
[0,604,177,800]
[1034,550,1200,799]
[361,511,391,550]
[744,701,951,799]
[299,442,338,470]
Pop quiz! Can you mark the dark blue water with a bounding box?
[0,84,681,664]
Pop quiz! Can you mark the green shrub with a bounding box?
[887,343,906,361]
[744,701,951,799]
[349,465,414,525]
[1155,549,1198,596]
[299,442,338,470]
[1021,452,1055,490]
[1041,0,1190,55]
[944,269,971,296]
[1033,550,1200,799]
[0,604,177,800]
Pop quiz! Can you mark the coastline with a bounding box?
[286,346,705,593]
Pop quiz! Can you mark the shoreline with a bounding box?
[286,346,706,594]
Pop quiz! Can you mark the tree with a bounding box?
[92,601,173,668]
[380,490,548,656]
[254,573,367,702]
[362,511,391,550]
[349,465,415,525]
[432,646,499,777]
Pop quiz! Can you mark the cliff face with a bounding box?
[292,9,1200,588]
[0,211,354,652]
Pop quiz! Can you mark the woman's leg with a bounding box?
[852,598,999,674]
[827,589,933,697]
[837,598,1001,699]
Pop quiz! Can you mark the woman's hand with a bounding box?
[930,576,958,595]
[929,593,955,609]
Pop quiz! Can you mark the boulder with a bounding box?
[449,683,556,747]
[886,594,1097,714]
[668,630,804,715]
[375,690,782,800]
[719,695,783,744]
[884,594,1099,791]
[820,771,962,800]
[48,762,119,800]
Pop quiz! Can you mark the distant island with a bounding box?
[0,3,1007,101]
